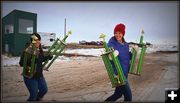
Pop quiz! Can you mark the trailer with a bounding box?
[38,32,56,49]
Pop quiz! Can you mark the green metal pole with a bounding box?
[136,29,145,75]
[23,52,27,76]
[100,33,126,87]
[30,44,36,75]
[44,43,66,71]
[22,34,40,78]
[137,45,146,75]
[22,45,37,78]
[102,54,116,86]
[99,33,110,52]
[48,38,60,53]
[47,30,71,54]
[129,29,147,76]
[42,40,61,67]
[129,48,137,74]
[110,51,126,85]
[43,31,72,70]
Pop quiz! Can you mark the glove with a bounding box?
[108,50,119,60]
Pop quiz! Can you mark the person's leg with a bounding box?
[23,77,38,101]
[36,77,48,101]
[123,82,132,101]
[105,86,123,101]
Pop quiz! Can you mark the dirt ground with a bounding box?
[1,53,178,102]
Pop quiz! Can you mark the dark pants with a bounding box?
[23,76,48,101]
[105,82,132,101]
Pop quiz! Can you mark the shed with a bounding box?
[2,9,37,56]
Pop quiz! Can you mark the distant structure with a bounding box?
[38,32,56,49]
[2,9,37,56]
[79,40,103,46]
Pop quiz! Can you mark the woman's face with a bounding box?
[34,39,41,48]
[114,31,123,42]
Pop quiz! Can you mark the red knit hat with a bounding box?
[114,23,126,36]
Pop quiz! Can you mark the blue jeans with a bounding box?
[23,77,48,101]
[105,82,132,101]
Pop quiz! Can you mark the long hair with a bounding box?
[39,44,44,55]
[21,42,30,58]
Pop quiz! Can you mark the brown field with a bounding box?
[1,52,178,102]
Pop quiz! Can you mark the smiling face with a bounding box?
[114,31,123,42]
[34,39,41,48]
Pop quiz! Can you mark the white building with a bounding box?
[38,32,56,49]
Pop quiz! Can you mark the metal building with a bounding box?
[2,9,37,56]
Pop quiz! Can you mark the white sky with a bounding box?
[2,1,179,45]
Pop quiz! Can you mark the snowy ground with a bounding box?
[2,44,178,66]
[2,55,20,66]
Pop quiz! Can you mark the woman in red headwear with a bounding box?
[105,23,132,101]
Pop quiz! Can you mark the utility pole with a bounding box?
[63,18,66,53]
[64,18,66,37]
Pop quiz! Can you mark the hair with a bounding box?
[39,44,44,55]
[30,33,41,42]
[21,42,30,54]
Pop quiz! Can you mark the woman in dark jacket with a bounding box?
[19,33,52,101]
[105,23,132,101]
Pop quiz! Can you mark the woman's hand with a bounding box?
[108,50,119,60]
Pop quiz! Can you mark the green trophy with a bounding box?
[129,29,147,75]
[43,31,72,71]
[100,33,126,88]
[22,35,39,78]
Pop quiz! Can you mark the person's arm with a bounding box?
[107,42,114,49]
[19,51,24,67]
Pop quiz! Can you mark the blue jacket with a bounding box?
[108,37,132,78]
